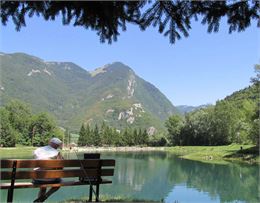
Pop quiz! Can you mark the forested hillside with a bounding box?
[165,81,259,146]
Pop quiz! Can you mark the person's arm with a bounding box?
[57,152,64,160]
[33,149,38,159]
[55,152,64,170]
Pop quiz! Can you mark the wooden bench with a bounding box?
[0,157,115,202]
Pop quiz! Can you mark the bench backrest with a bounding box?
[84,153,100,159]
[1,159,115,180]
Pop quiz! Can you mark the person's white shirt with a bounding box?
[34,145,60,160]
[33,144,62,182]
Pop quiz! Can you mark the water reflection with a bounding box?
[0,151,259,203]
[101,151,259,203]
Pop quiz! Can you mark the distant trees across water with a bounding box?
[77,123,150,147]
[165,84,259,146]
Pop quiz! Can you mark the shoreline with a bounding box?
[1,145,258,164]
[63,146,165,152]
[63,145,259,164]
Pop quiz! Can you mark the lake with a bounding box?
[1,151,259,203]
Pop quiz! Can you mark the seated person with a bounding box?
[33,137,63,202]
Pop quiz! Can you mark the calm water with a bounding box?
[1,151,259,203]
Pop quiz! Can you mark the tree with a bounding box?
[5,100,32,145]
[29,112,59,146]
[0,100,62,147]
[121,128,132,146]
[100,122,112,146]
[1,1,259,44]
[211,101,239,145]
[93,124,101,146]
[165,114,184,145]
[111,127,121,146]
[250,104,260,146]
[124,128,135,146]
[249,65,259,145]
[250,64,260,87]
[141,129,149,145]
[148,133,167,147]
[133,128,139,145]
[85,124,93,146]
[78,124,86,146]
[0,108,17,147]
[250,118,259,146]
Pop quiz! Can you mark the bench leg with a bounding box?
[7,161,17,203]
[7,188,14,203]
[88,185,93,202]
[95,184,99,202]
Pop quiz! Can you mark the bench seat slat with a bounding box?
[0,179,113,189]
[1,159,115,168]
[1,168,114,180]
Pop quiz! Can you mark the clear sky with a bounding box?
[1,15,259,106]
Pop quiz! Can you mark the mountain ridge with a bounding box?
[0,52,179,132]
[176,104,212,114]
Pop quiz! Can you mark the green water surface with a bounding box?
[1,151,259,203]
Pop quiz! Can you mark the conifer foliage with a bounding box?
[77,122,149,147]
[1,1,259,44]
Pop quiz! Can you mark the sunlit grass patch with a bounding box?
[60,195,161,203]
[166,144,259,164]
[0,146,36,159]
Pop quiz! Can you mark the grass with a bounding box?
[0,146,36,159]
[166,144,259,164]
[60,195,161,203]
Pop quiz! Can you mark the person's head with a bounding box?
[49,137,62,149]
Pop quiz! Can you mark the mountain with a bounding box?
[176,104,211,114]
[0,52,178,132]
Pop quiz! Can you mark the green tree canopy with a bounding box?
[165,114,184,145]
[30,112,62,146]
[0,100,63,147]
[4,100,32,145]
[0,108,17,147]
[1,1,259,44]
[77,124,86,146]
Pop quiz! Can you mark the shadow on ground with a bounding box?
[224,146,259,162]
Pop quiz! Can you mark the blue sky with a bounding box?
[1,15,259,106]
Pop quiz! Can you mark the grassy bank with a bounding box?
[60,195,160,203]
[0,146,36,159]
[166,144,259,164]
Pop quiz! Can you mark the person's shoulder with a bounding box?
[34,145,47,152]
[33,146,44,157]
[46,145,59,152]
